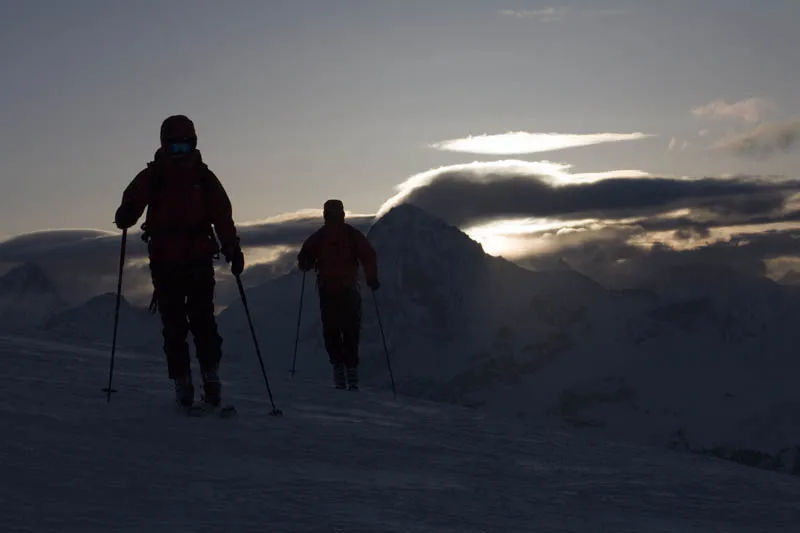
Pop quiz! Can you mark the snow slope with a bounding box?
[2,331,800,532]
[434,263,800,472]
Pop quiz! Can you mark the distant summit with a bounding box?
[0,261,65,329]
[0,261,60,297]
[43,292,160,349]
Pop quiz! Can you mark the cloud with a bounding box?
[692,98,776,123]
[498,7,629,22]
[4,162,800,309]
[712,118,800,159]
[499,8,565,21]
[237,210,373,248]
[376,160,799,228]
[668,137,690,151]
[0,229,151,306]
[668,137,677,151]
[0,211,373,308]
[512,214,800,288]
[430,131,652,155]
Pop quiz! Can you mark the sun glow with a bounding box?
[463,217,599,258]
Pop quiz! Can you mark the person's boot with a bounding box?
[332,363,346,389]
[201,366,222,407]
[174,374,194,407]
[345,366,358,391]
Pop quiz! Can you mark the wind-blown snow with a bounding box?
[2,332,799,532]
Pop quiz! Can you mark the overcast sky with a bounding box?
[1,1,799,300]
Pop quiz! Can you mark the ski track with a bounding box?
[1,333,799,532]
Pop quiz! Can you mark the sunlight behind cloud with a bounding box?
[430,131,652,155]
[464,217,596,258]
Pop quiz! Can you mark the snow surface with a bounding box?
[2,331,800,532]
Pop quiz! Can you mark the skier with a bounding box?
[297,199,379,390]
[113,114,245,408]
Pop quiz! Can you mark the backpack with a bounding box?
[139,158,220,256]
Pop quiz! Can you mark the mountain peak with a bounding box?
[371,203,461,234]
[0,261,59,297]
[368,202,485,259]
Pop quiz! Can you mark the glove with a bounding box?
[224,244,245,276]
[367,278,380,291]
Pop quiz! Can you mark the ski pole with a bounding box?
[236,274,283,416]
[103,228,127,402]
[289,271,306,378]
[372,291,396,400]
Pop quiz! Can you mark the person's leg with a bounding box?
[319,287,346,388]
[150,261,192,406]
[185,258,223,405]
[340,287,362,390]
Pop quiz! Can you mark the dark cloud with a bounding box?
[238,213,373,247]
[714,118,800,159]
[395,168,799,227]
[638,209,800,238]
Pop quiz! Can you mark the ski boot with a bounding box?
[174,374,194,408]
[201,366,222,407]
[332,363,346,390]
[346,366,359,391]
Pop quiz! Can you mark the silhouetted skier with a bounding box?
[114,115,245,408]
[298,200,379,390]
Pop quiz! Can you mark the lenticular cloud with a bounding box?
[430,131,653,155]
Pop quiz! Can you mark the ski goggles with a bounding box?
[167,140,195,155]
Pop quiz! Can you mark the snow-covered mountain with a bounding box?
[433,261,800,474]
[0,261,66,329]
[42,292,161,350]
[217,204,604,389]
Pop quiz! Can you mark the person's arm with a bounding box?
[114,168,152,229]
[205,170,245,275]
[204,170,240,255]
[354,231,379,288]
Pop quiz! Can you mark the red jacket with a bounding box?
[115,150,239,262]
[298,222,378,289]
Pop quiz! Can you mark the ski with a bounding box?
[182,403,237,418]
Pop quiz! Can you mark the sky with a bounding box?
[1,0,800,302]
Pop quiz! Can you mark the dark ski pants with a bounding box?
[319,285,361,369]
[149,258,223,379]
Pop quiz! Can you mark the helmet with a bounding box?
[160,115,197,149]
